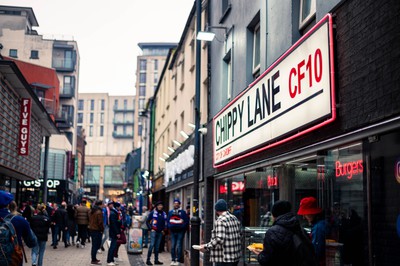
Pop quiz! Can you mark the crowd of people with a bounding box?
[0,190,134,266]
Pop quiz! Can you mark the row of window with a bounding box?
[78,99,134,111]
[139,59,159,71]
[77,112,105,124]
[77,125,133,137]
[8,49,39,59]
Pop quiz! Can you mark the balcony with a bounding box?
[112,132,133,139]
[55,106,74,129]
[113,105,134,112]
[38,97,56,116]
[52,58,75,72]
[113,119,134,125]
[60,86,75,98]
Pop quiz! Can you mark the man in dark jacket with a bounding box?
[75,200,90,248]
[167,199,189,265]
[251,200,315,266]
[51,201,68,249]
[30,204,51,266]
[89,200,104,265]
[146,201,167,265]
[107,201,122,266]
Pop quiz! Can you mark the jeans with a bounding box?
[52,225,60,246]
[147,231,162,262]
[101,225,109,248]
[170,231,185,261]
[142,228,149,247]
[31,241,47,266]
[107,237,118,263]
[90,230,102,261]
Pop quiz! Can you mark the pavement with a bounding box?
[24,238,174,266]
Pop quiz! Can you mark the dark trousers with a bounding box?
[77,224,88,245]
[147,231,162,262]
[107,237,118,263]
[90,230,102,261]
[215,262,239,266]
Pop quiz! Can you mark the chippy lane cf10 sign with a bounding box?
[213,14,336,167]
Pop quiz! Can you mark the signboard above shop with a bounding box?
[213,14,336,167]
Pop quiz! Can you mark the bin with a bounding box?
[127,215,143,254]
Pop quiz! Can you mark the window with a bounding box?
[30,50,39,59]
[154,73,158,84]
[223,50,232,101]
[100,125,104,137]
[77,113,83,124]
[77,126,83,136]
[78,100,84,110]
[100,113,104,124]
[139,98,145,110]
[9,49,17,58]
[89,126,93,137]
[140,59,147,71]
[139,73,146,84]
[104,165,124,185]
[138,124,143,136]
[154,59,158,71]
[114,99,118,109]
[299,0,316,29]
[221,0,231,22]
[90,113,94,124]
[139,86,146,97]
[63,76,75,95]
[100,99,105,110]
[252,23,261,76]
[124,99,128,109]
[90,99,95,111]
[84,165,100,185]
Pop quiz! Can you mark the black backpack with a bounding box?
[292,230,318,266]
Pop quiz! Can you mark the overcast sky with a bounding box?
[2,0,194,95]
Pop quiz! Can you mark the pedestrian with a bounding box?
[51,201,68,249]
[139,206,150,248]
[113,202,126,263]
[0,190,37,266]
[30,204,51,266]
[106,201,121,266]
[146,201,167,265]
[297,196,328,264]
[75,199,90,248]
[199,199,241,266]
[167,199,189,265]
[251,200,316,265]
[66,204,77,245]
[100,200,110,253]
[89,200,104,265]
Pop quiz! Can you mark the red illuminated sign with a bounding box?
[18,98,31,156]
[219,181,244,194]
[335,160,363,179]
[267,175,278,188]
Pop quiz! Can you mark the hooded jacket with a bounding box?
[88,205,104,232]
[257,212,303,265]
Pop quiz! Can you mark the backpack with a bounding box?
[0,214,24,266]
[292,231,318,266]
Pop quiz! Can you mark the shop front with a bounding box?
[20,179,67,204]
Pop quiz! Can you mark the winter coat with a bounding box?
[53,206,68,228]
[89,205,104,232]
[75,205,90,225]
[146,210,167,232]
[30,212,51,241]
[109,208,122,239]
[257,212,303,266]
[167,209,189,232]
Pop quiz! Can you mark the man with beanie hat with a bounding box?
[146,201,167,265]
[251,200,317,266]
[199,199,242,266]
[167,199,189,265]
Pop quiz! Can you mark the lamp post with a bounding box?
[190,0,202,265]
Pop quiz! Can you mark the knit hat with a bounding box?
[214,199,228,211]
[173,199,181,204]
[0,190,14,207]
[155,201,163,207]
[297,197,322,215]
[271,200,292,218]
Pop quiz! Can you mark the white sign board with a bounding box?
[213,14,336,167]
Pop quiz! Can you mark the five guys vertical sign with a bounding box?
[18,98,31,155]
[213,14,336,167]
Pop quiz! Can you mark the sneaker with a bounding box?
[81,244,86,249]
[155,261,164,265]
[170,261,177,266]
[113,261,119,265]
[146,261,153,266]
[91,260,101,265]
[97,250,103,254]
[114,257,123,262]
[107,263,116,266]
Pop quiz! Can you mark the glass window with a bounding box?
[104,165,124,185]
[100,113,104,124]
[89,126,93,137]
[252,23,261,76]
[154,59,158,71]
[138,124,143,136]
[63,76,74,95]
[139,86,146,97]
[100,125,104,137]
[90,113,94,124]
[154,73,158,84]
[140,59,147,71]
[101,99,105,111]
[139,98,145,110]
[9,49,17,58]
[84,165,100,185]
[299,0,316,29]
[30,50,39,59]
[77,126,83,136]
[124,99,128,109]
[139,73,146,84]
[114,99,118,109]
[77,113,83,124]
[78,100,84,110]
[90,99,95,111]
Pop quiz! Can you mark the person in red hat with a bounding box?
[297,197,328,265]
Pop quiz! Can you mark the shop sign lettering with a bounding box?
[213,14,336,167]
[22,179,61,188]
[267,175,278,188]
[335,160,364,180]
[18,98,31,155]
[219,181,245,194]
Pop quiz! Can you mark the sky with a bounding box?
[2,0,195,95]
